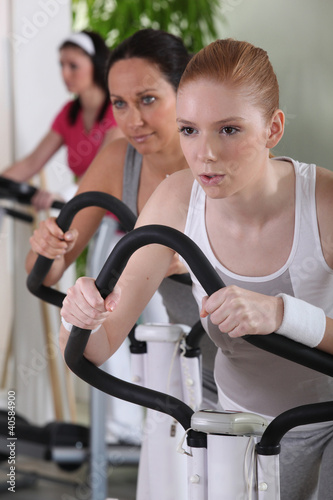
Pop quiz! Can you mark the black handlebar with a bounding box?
[64,224,224,430]
[27,193,198,427]
[26,191,192,306]
[63,224,333,433]
[0,175,64,210]
[26,192,333,444]
[256,401,333,455]
[1,207,34,223]
[26,191,137,307]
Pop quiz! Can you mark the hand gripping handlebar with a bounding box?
[61,224,333,434]
[26,191,137,307]
[26,194,333,443]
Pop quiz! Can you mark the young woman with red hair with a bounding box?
[60,38,333,499]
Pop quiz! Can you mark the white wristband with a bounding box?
[61,316,102,334]
[276,294,326,348]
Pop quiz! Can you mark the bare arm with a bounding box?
[200,166,333,355]
[2,130,63,182]
[60,242,175,365]
[314,166,333,354]
[99,126,124,150]
[60,170,193,365]
[25,138,128,285]
[62,137,127,263]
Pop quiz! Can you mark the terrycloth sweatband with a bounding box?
[61,316,101,334]
[276,294,326,348]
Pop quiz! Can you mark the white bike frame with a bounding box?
[131,322,280,500]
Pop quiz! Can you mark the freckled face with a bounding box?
[176,79,272,199]
[59,47,94,94]
[108,58,179,154]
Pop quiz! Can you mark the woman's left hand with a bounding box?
[31,189,64,210]
[200,285,284,338]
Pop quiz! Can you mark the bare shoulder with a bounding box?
[91,137,128,172]
[316,166,333,207]
[137,168,195,231]
[163,168,194,197]
[77,138,129,198]
[316,165,333,183]
[316,166,333,267]
[104,137,129,156]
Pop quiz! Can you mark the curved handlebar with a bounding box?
[27,191,137,307]
[256,401,333,455]
[64,224,223,430]
[64,224,333,432]
[0,175,64,209]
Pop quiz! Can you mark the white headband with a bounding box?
[63,33,95,56]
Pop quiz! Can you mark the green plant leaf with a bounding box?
[72,0,226,52]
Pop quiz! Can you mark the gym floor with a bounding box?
[0,455,138,499]
[0,381,142,500]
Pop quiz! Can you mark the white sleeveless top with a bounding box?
[182,157,333,418]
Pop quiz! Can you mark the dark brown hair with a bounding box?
[106,29,192,92]
[60,31,111,125]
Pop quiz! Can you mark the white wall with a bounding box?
[217,0,332,169]
[0,0,74,425]
[0,1,13,163]
[0,1,13,405]
[10,0,73,186]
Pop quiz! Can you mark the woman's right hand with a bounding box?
[29,217,78,259]
[61,277,120,331]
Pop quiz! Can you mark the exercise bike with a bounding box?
[0,178,94,487]
[0,184,143,493]
[26,191,212,499]
[28,222,333,499]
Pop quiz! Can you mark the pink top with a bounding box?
[51,101,117,177]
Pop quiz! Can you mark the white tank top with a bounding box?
[182,157,333,418]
